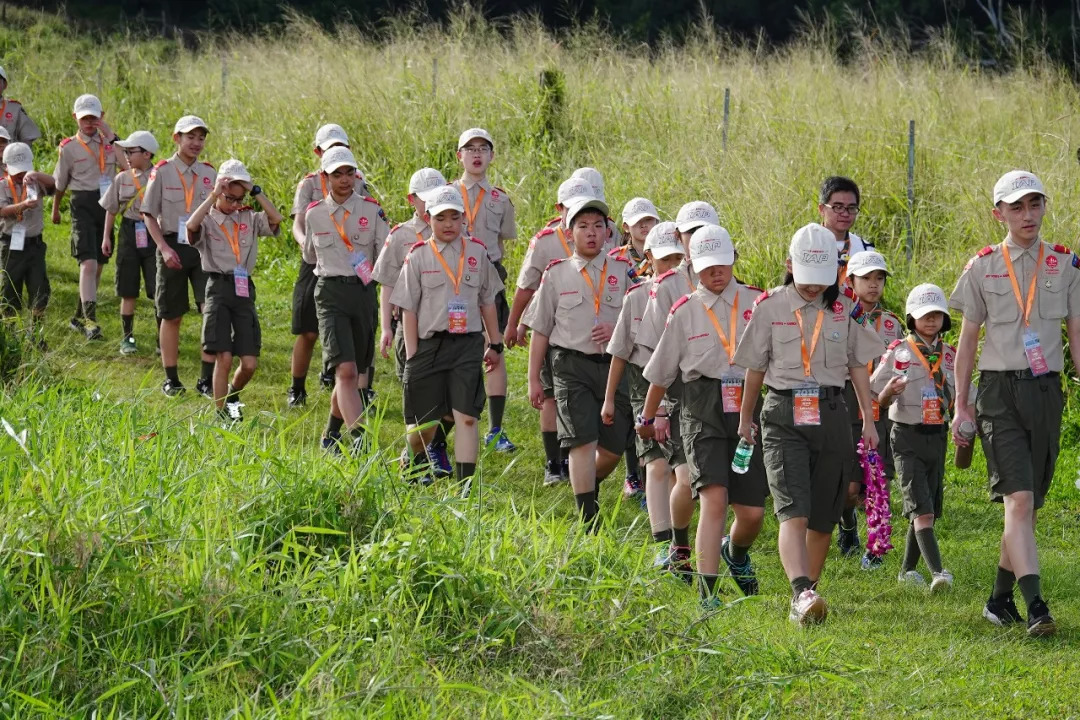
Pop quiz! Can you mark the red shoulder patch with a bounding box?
[977,246,995,258]
[304,171,317,179]
[669,295,691,315]
[656,269,677,283]
[59,137,73,147]
[470,238,487,249]
[545,257,568,271]
[743,284,763,293]
[607,246,625,258]
[753,290,771,306]
[534,227,555,239]
[201,161,215,169]
[154,159,169,168]
[363,196,381,206]
[407,240,426,254]
[626,282,645,294]
[305,200,320,211]
[1052,244,1073,255]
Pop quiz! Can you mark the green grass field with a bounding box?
[3,6,1080,717]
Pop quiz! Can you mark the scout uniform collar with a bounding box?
[208,206,239,223]
[172,153,196,173]
[570,252,605,271]
[432,232,464,247]
[1003,233,1041,256]
[76,130,101,143]
[786,283,824,312]
[323,190,356,214]
[695,280,737,309]
[460,175,491,192]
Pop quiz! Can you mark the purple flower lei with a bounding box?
[858,440,893,558]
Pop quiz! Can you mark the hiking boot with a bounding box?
[426,440,452,478]
[286,387,307,408]
[669,545,693,584]
[930,570,954,594]
[623,473,643,499]
[225,400,244,423]
[120,335,137,355]
[319,369,335,389]
[837,524,861,557]
[543,462,565,487]
[860,551,884,571]
[69,316,85,333]
[84,322,103,341]
[1026,600,1057,637]
[721,536,759,596]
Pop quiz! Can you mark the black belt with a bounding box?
[767,385,844,398]
[321,275,366,285]
[2,233,43,243]
[207,271,240,279]
[428,330,481,340]
[553,345,611,363]
[895,421,948,434]
[982,369,1060,381]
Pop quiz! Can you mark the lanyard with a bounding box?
[557,226,572,256]
[700,292,739,362]
[908,335,942,385]
[217,219,242,264]
[76,134,106,175]
[457,181,485,234]
[793,305,825,378]
[6,175,25,221]
[125,169,146,211]
[175,163,196,213]
[319,173,329,199]
[1001,241,1043,327]
[579,259,608,317]
[429,237,466,295]
[330,207,353,251]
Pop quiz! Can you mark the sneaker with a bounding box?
[639,493,648,511]
[930,570,954,593]
[837,525,861,557]
[484,427,517,453]
[321,431,342,455]
[983,594,1024,627]
[69,316,85,333]
[286,387,307,408]
[426,440,453,478]
[84,322,103,341]
[195,377,213,400]
[225,400,244,423]
[700,595,724,612]
[669,545,693,584]
[721,537,759,596]
[1026,600,1057,637]
[216,408,234,427]
[653,543,675,570]
[860,552,884,571]
[543,462,565,487]
[789,589,828,626]
[162,378,186,397]
[362,388,377,406]
[897,570,927,587]
[623,473,643,499]
[120,335,137,355]
[319,369,335,389]
[560,457,569,479]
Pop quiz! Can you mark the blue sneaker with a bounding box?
[321,431,342,455]
[484,427,517,453]
[639,493,648,511]
[623,473,644,499]
[721,536,759,596]
[427,440,453,478]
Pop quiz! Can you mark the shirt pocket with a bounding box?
[771,325,803,369]
[484,204,504,233]
[823,324,849,368]
[421,271,447,289]
[313,232,337,250]
[162,187,187,206]
[984,281,1019,323]
[558,292,584,313]
[1039,274,1067,320]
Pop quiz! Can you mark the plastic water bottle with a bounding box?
[731,436,754,475]
[893,347,912,376]
[954,420,977,469]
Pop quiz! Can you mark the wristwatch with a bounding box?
[488,342,504,354]
[250,185,262,197]
[636,414,655,426]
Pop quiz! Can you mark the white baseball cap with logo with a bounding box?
[565,196,609,227]
[320,146,358,174]
[571,167,605,201]
[218,159,253,191]
[846,250,889,277]
[557,177,594,207]
[174,115,210,135]
[675,201,719,233]
[993,170,1046,205]
[409,168,447,196]
[426,185,466,216]
[114,130,159,155]
[789,223,839,286]
[906,284,949,319]
[0,126,10,142]
[690,224,736,272]
[3,142,34,175]
[622,197,659,227]
[314,123,349,151]
[73,94,103,119]
[644,221,682,259]
[458,127,494,150]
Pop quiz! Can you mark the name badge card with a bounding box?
[793,384,821,426]
[1023,330,1049,376]
[99,174,112,199]
[921,386,943,425]
[177,214,190,244]
[351,251,373,285]
[10,223,26,252]
[234,266,250,298]
[448,297,468,334]
[722,376,743,414]
[135,221,149,249]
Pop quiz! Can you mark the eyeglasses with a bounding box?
[825,203,860,216]
[460,145,491,155]
[221,193,246,204]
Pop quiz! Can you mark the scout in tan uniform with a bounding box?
[733,223,883,626]
[837,250,904,568]
[186,161,282,423]
[605,222,691,571]
[949,171,1080,636]
[100,130,159,356]
[455,128,517,452]
[0,126,9,169]
[570,167,623,249]
[286,123,373,408]
[391,185,503,487]
[141,115,218,398]
[639,225,768,606]
[872,284,956,592]
[524,196,633,529]
[301,146,390,451]
[506,177,597,486]
[52,94,125,341]
[818,176,874,287]
[0,66,41,145]
[1,142,55,342]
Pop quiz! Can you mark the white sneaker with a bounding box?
[930,569,954,593]
[897,570,927,587]
[788,589,828,626]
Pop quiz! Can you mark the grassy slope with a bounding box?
[3,7,1080,717]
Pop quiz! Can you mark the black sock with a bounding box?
[673,525,690,548]
[326,413,344,436]
[993,566,1016,600]
[489,395,506,431]
[730,542,750,563]
[791,575,814,597]
[291,376,305,393]
[624,444,639,479]
[840,506,857,530]
[542,431,561,466]
[915,528,943,574]
[440,417,454,438]
[575,491,597,525]
[434,417,452,445]
[82,300,97,323]
[200,360,214,382]
[226,384,239,404]
[165,365,180,384]
[73,298,84,320]
[700,574,718,599]
[121,313,134,337]
[456,462,476,484]
[367,364,376,387]
[652,528,673,543]
[901,523,920,572]
[155,316,162,346]
[1017,574,1042,609]
[593,477,603,505]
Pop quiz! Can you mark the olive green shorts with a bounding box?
[492,260,509,333]
[540,349,555,399]
[551,346,632,453]
[70,190,110,264]
[891,423,947,519]
[392,319,406,382]
[315,276,376,370]
[402,332,486,424]
[1,234,50,313]
[201,273,261,357]
[154,234,206,320]
[114,218,156,299]
[626,361,685,467]
[290,259,319,336]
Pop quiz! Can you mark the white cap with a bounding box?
[2,142,33,174]
[174,115,209,135]
[906,283,949,319]
[409,167,447,196]
[314,123,349,151]
[643,221,682,259]
[458,127,494,150]
[320,146,357,174]
[846,250,889,277]
[114,130,159,154]
[557,177,594,206]
[565,196,609,227]
[689,224,736,272]
[73,94,103,119]
[571,167,605,200]
[0,126,10,141]
[788,223,838,286]
[675,201,719,233]
[218,159,253,191]
[0,66,7,82]
[993,170,1046,205]
[426,185,466,216]
[621,197,659,226]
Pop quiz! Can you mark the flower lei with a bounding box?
[858,440,892,558]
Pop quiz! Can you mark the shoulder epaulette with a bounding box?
[669,295,691,315]
[305,200,320,212]
[609,253,631,264]
[544,215,560,228]
[304,171,317,179]
[887,339,904,351]
[742,284,763,293]
[753,290,772,306]
[59,137,73,148]
[545,257,568,271]
[534,227,555,240]
[363,196,381,206]
[5,98,20,105]
[154,159,169,169]
[470,238,486,248]
[390,223,402,233]
[655,268,677,283]
[964,245,996,271]
[407,240,426,254]
[626,281,645,294]
[201,161,215,169]
[239,205,253,212]
[607,246,625,258]
[1052,243,1073,255]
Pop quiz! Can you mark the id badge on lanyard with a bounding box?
[99,174,112,199]
[234,266,250,298]
[793,382,821,426]
[135,221,149,249]
[9,223,26,252]
[1023,329,1049,376]
[722,375,743,414]
[921,386,943,425]
[350,251,373,285]
[448,295,468,334]
[177,214,190,245]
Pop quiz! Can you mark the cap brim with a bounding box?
[909,303,949,319]
[428,202,465,217]
[5,161,32,174]
[676,220,710,233]
[792,263,837,286]
[74,110,101,119]
[175,124,209,134]
[848,265,889,277]
[691,252,734,272]
[317,140,348,151]
[222,176,253,190]
[458,133,492,149]
[998,189,1046,204]
[650,246,685,259]
[624,211,659,226]
[566,198,610,225]
[322,160,356,174]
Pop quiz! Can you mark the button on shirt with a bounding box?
[141,156,217,235]
[516,226,574,291]
[949,236,1080,372]
[372,214,429,288]
[636,262,699,351]
[0,98,41,144]
[53,131,118,192]
[732,284,884,390]
[99,167,151,221]
[189,207,278,275]
[0,176,44,236]
[390,236,502,339]
[871,337,957,425]
[457,177,515,263]
[523,252,631,355]
[644,281,760,387]
[605,282,651,367]
[302,192,390,276]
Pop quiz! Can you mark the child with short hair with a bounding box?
[818,175,874,286]
[0,66,41,145]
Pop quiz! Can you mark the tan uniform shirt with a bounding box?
[390,236,502,339]
[871,336,957,425]
[189,207,278,274]
[99,167,151,221]
[732,284,884,390]
[53,131,118,193]
[456,177,515,264]
[0,174,44,236]
[846,305,904,378]
[949,236,1080,372]
[608,242,652,284]
[636,262,699,350]
[301,192,389,277]
[0,98,41,144]
[372,214,429,288]
[141,155,217,236]
[516,225,574,291]
[606,281,651,367]
[644,281,760,387]
[523,252,631,355]
[290,171,369,218]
